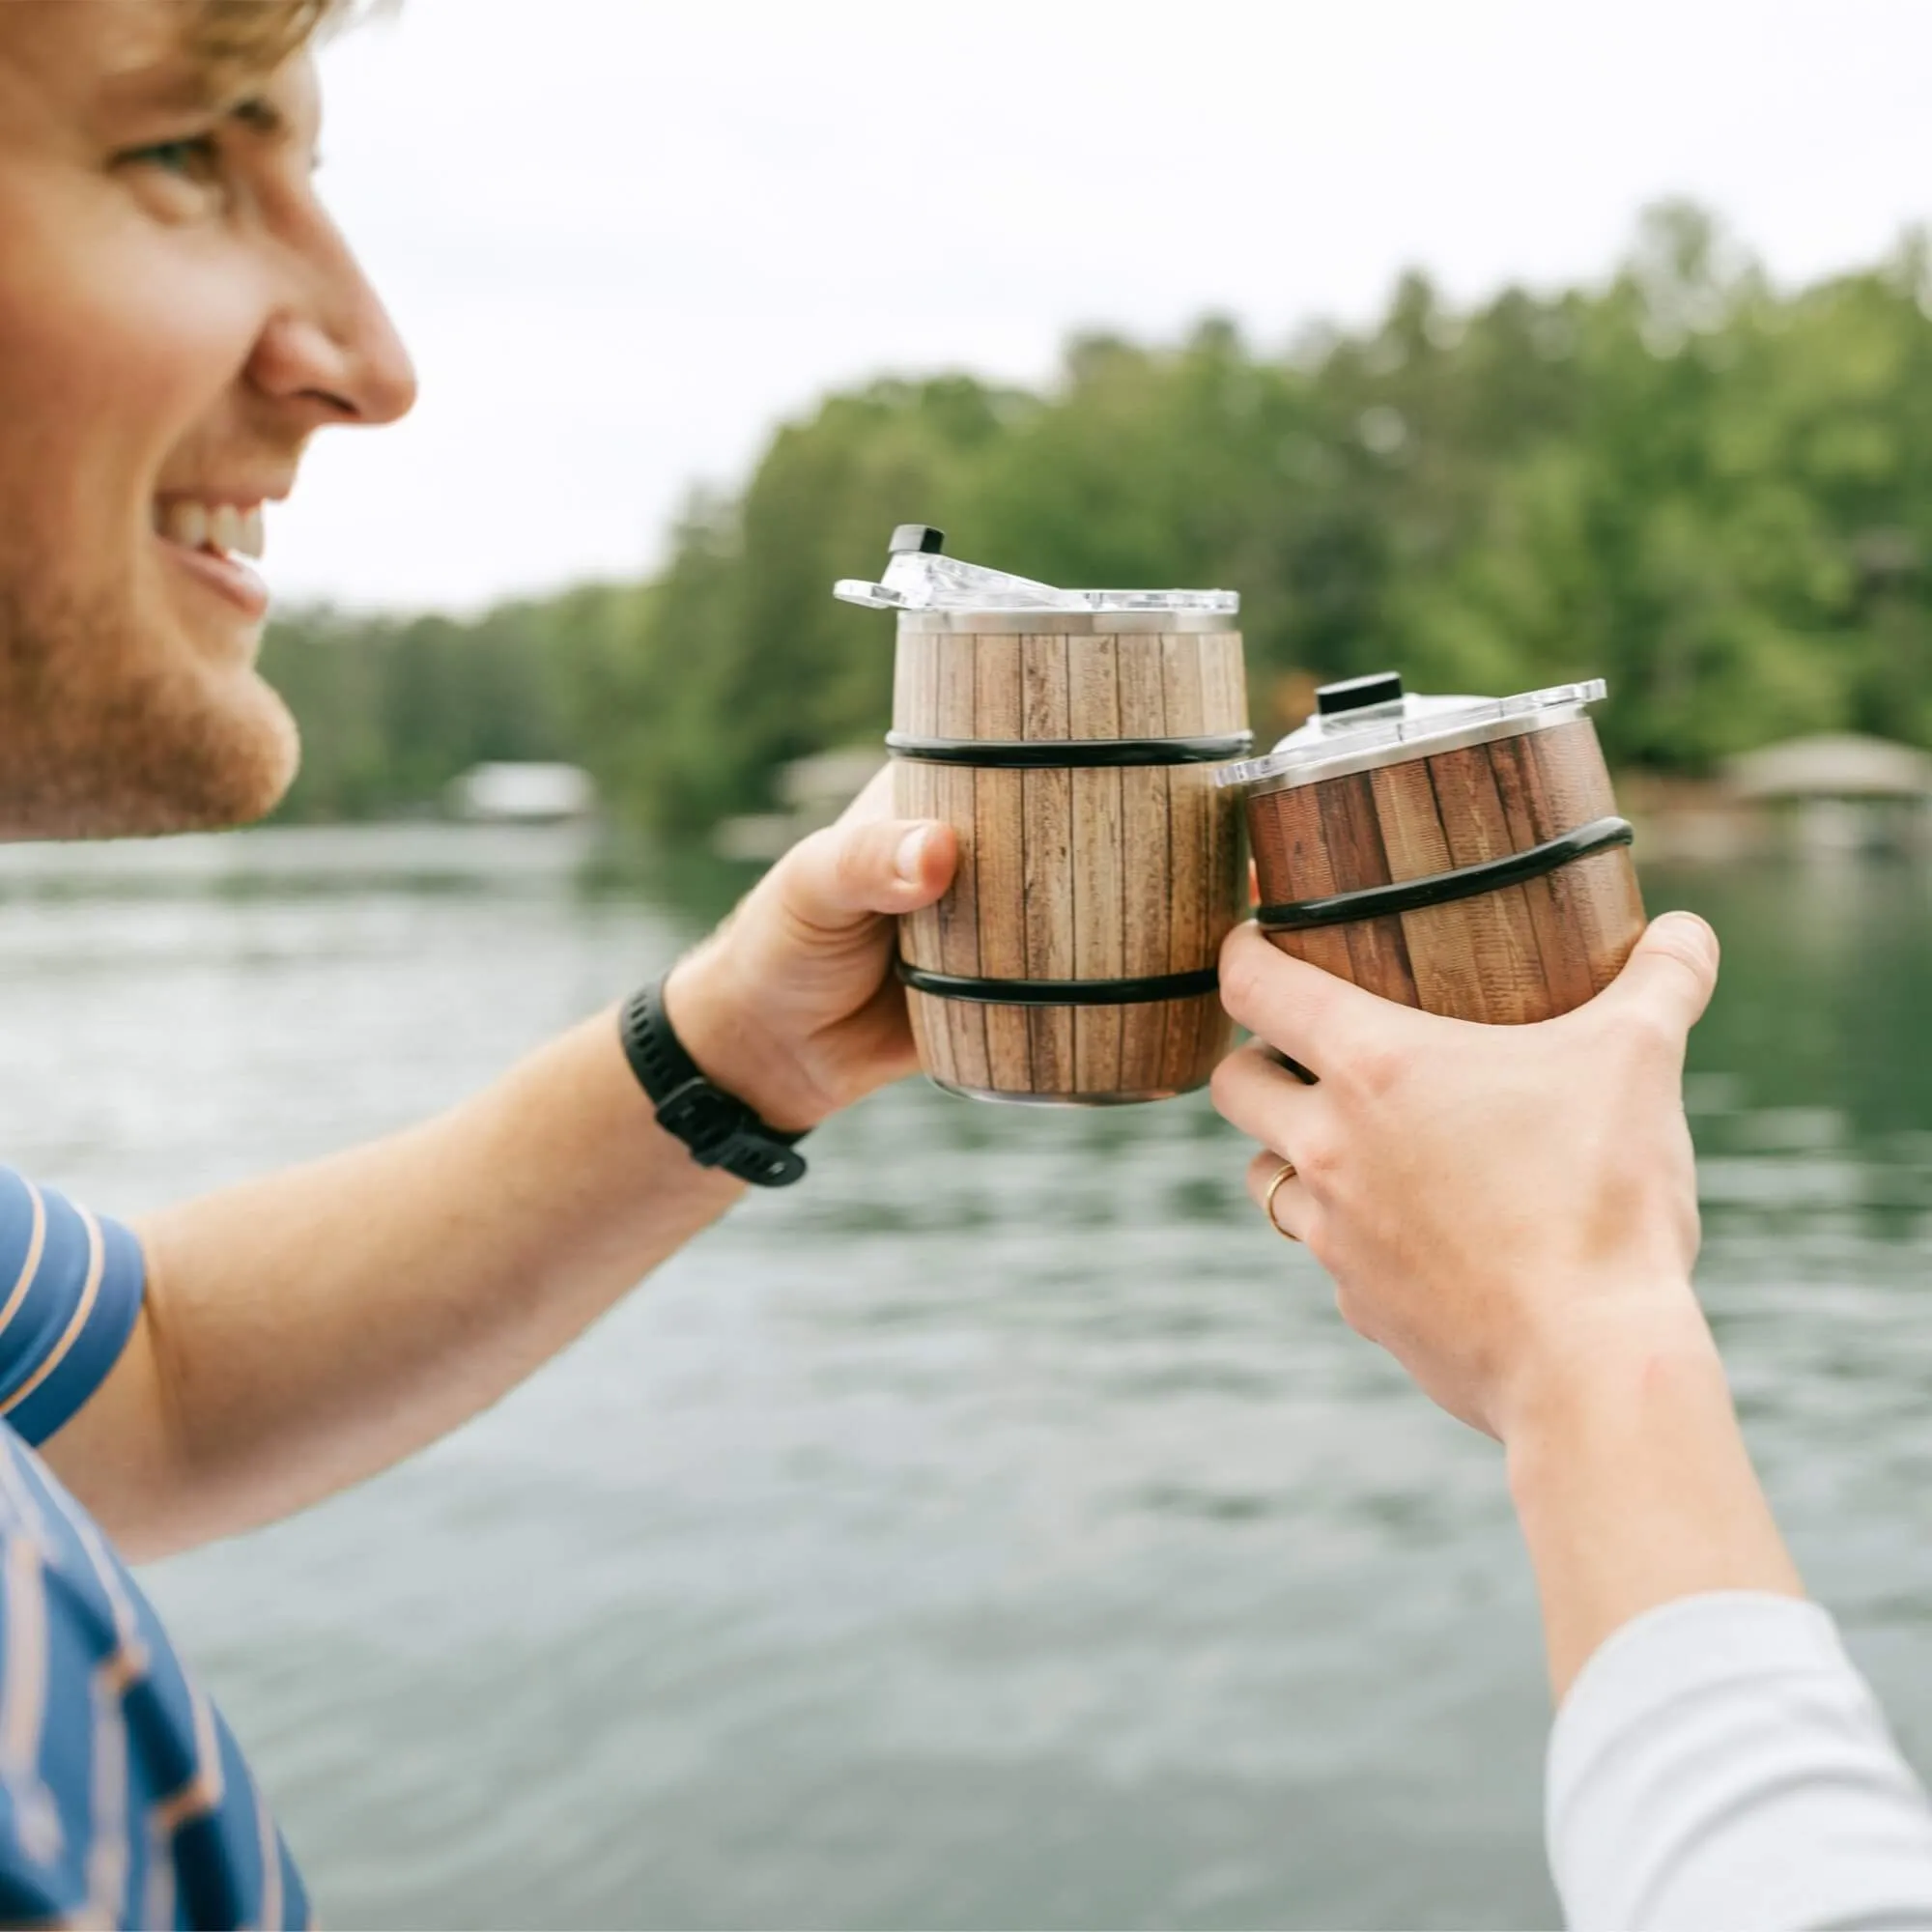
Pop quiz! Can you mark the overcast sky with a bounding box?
[281,0,1932,613]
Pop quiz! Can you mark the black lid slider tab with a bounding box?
[1317,670,1405,717]
[888,525,947,556]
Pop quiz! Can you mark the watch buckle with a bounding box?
[654,1078,807,1186]
[655,1077,750,1161]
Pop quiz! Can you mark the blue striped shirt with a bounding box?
[0,1167,308,1928]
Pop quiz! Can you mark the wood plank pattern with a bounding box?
[1195,631,1246,1082]
[893,620,1246,1100]
[893,632,952,1084]
[1019,633,1075,1094]
[1116,637,1172,1094]
[1067,637,1124,1094]
[973,634,1032,1092]
[934,636,990,1089]
[1372,757,1492,1019]
[1513,720,1646,992]
[1250,779,1353,983]
[1243,715,1643,1024]
[1157,635,1209,1094]
[1317,771,1419,1009]
[1426,744,1550,1023]
[1487,729,1601,1015]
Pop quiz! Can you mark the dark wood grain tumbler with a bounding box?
[891,611,1250,1102]
[1233,680,1646,1023]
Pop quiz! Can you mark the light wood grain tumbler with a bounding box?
[890,611,1252,1103]
[1222,673,1645,1023]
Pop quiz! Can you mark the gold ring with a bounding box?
[1263,1160,1300,1241]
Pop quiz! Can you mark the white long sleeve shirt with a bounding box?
[1548,1593,1932,1930]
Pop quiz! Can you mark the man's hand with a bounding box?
[665,766,957,1133]
[1209,910,1722,1441]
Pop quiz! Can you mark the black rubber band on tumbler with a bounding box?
[896,963,1221,1007]
[885,731,1253,769]
[1256,816,1634,933]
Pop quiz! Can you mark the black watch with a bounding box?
[618,977,809,1188]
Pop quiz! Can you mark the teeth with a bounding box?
[156,499,268,561]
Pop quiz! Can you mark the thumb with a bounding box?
[775,815,958,928]
[1600,911,1720,1037]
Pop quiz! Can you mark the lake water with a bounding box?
[0,826,1927,1930]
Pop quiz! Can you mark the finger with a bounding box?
[779,813,959,927]
[1245,1147,1313,1240]
[1209,1037,1325,1151]
[1592,911,1720,1040]
[1218,921,1413,1075]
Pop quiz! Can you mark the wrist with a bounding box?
[661,949,833,1135]
[1500,1287,1803,1697]
[1505,1285,1712,1440]
[1501,1286,1714,1454]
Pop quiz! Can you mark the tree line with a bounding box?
[264,204,1932,838]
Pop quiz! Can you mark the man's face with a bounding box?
[0,0,414,838]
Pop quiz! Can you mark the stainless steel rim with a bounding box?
[924,1076,1199,1107]
[896,610,1238,636]
[1232,703,1590,797]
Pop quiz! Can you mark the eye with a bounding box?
[122,133,223,185]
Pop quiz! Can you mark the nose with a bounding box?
[247,207,418,431]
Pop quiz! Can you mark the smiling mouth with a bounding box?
[153,498,267,560]
[151,497,273,623]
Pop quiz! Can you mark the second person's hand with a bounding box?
[1209,911,1722,1442]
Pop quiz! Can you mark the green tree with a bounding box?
[259,202,1932,836]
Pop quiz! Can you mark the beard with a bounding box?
[0,567,299,840]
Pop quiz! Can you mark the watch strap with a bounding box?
[618,977,809,1188]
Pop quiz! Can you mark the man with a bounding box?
[1212,920,1932,1926]
[0,2,955,1921]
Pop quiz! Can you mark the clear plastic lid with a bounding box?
[1216,673,1607,790]
[834,525,1238,615]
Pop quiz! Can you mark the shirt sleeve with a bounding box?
[0,1168,145,1446]
[1548,1591,1932,1932]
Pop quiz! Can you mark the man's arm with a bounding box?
[40,775,955,1560]
[1210,916,1932,1929]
